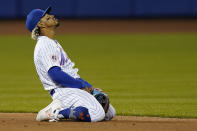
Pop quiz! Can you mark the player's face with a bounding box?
[39,14,59,28]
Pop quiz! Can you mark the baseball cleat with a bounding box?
[36,99,62,122]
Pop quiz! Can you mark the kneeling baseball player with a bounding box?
[26,6,116,122]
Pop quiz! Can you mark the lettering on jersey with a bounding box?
[60,51,66,65]
[60,49,70,65]
[51,55,57,62]
[65,57,69,63]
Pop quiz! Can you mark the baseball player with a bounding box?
[26,6,115,122]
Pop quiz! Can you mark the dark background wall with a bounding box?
[0,0,197,18]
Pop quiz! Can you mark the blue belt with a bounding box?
[50,89,55,96]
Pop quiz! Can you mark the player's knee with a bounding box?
[95,110,105,122]
[104,104,116,121]
[73,106,91,122]
[110,105,116,118]
[90,106,105,122]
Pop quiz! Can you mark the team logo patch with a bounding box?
[51,55,57,62]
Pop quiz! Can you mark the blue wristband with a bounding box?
[76,78,92,88]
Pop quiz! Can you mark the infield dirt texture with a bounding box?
[0,19,197,131]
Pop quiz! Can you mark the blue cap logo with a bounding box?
[26,6,51,32]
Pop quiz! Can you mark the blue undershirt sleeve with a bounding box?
[76,78,92,88]
[48,66,85,89]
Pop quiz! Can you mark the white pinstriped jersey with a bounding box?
[34,36,80,91]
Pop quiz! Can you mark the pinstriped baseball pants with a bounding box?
[51,88,110,122]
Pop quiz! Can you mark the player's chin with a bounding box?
[55,20,60,27]
[56,22,60,27]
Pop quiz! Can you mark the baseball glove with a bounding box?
[91,88,110,113]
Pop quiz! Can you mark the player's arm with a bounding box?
[48,66,86,89]
[48,66,93,93]
[76,78,93,93]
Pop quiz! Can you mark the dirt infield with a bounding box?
[0,19,197,34]
[0,113,197,131]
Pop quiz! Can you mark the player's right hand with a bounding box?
[82,86,93,94]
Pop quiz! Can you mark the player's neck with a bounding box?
[40,27,56,40]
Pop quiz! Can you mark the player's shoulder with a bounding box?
[34,36,57,55]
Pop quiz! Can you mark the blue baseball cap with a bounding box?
[26,6,51,32]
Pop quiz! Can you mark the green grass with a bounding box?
[0,34,197,118]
